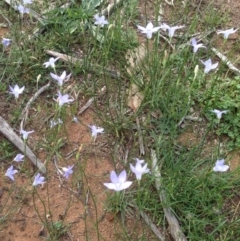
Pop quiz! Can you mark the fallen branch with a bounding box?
[135,206,165,240]
[151,149,187,241]
[211,47,240,76]
[20,82,51,130]
[46,50,120,79]
[78,86,106,115]
[0,116,46,173]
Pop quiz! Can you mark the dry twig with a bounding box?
[46,50,120,79]
[211,47,240,76]
[136,117,145,155]
[20,82,51,130]
[151,149,187,241]
[0,116,46,173]
[78,86,106,115]
[135,206,165,240]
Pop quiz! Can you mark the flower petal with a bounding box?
[118,170,127,183]
[137,25,147,33]
[104,183,117,190]
[119,181,132,190]
[110,171,118,184]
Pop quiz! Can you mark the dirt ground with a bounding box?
[1,0,240,240]
[0,109,154,241]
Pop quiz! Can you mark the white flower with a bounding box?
[137,22,161,39]
[217,28,238,39]
[14,154,24,162]
[55,91,74,107]
[130,158,150,180]
[88,125,104,141]
[16,4,30,14]
[200,59,218,74]
[2,38,11,47]
[213,159,229,172]
[211,109,228,119]
[50,71,71,86]
[62,165,74,179]
[5,165,18,181]
[9,84,25,99]
[50,120,58,128]
[32,173,45,186]
[50,118,63,128]
[104,170,132,191]
[43,57,59,68]
[72,116,79,123]
[160,23,185,38]
[20,129,34,140]
[190,38,206,53]
[94,14,109,27]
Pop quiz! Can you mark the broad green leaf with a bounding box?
[82,0,104,12]
[90,25,105,43]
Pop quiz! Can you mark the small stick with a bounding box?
[151,149,187,241]
[20,82,51,130]
[136,117,145,155]
[177,115,202,127]
[46,50,120,79]
[159,34,175,49]
[211,47,240,76]
[78,86,106,115]
[135,205,165,240]
[184,116,202,122]
[123,148,129,164]
[101,0,125,16]
[0,13,12,27]
[64,148,79,160]
[0,116,46,173]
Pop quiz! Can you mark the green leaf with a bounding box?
[90,25,106,43]
[82,0,104,12]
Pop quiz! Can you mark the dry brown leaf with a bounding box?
[127,83,144,112]
[125,45,147,111]
[125,45,147,75]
